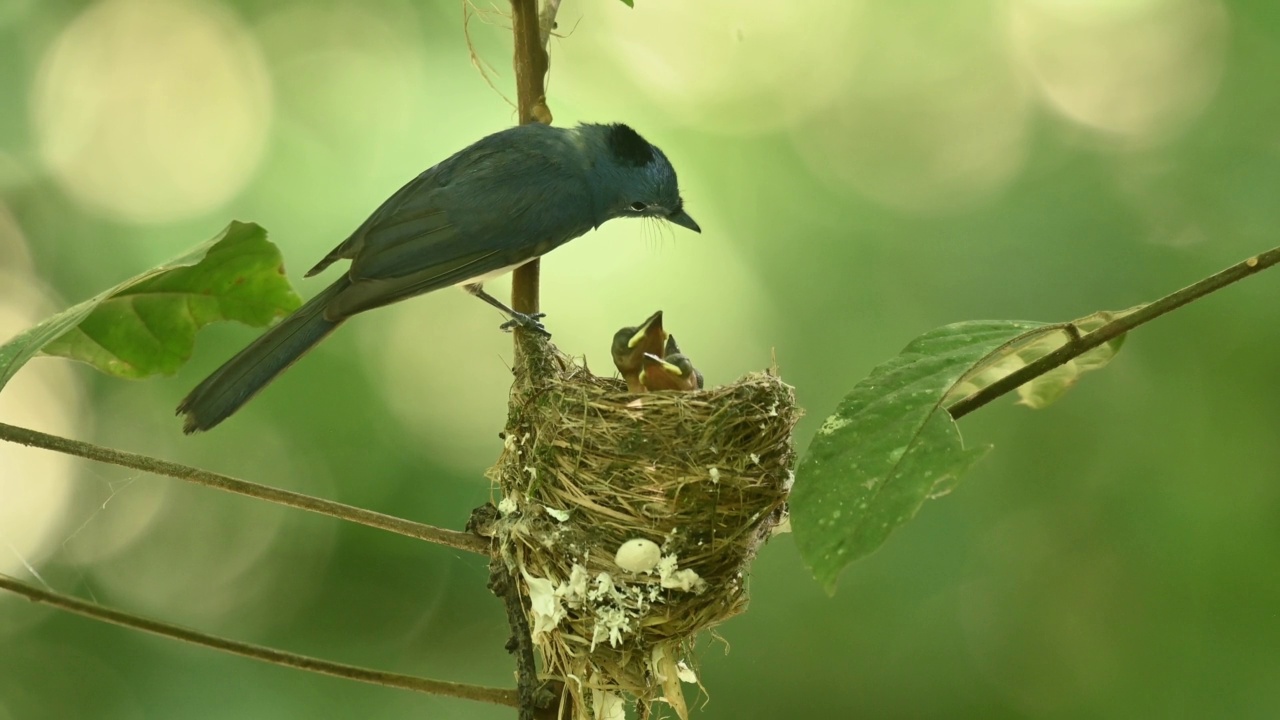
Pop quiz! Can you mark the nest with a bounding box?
[485,341,800,719]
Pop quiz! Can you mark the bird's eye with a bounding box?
[629,201,647,212]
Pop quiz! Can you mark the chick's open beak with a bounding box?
[612,311,668,393]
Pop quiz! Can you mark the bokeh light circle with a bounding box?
[1009,0,1230,141]
[0,263,84,586]
[558,0,869,135]
[31,0,272,223]
[792,3,1033,214]
[254,0,427,162]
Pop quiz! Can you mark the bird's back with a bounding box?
[311,124,600,319]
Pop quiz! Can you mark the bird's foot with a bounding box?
[500,311,550,337]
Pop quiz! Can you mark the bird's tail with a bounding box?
[177,279,348,433]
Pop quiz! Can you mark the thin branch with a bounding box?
[509,0,550,326]
[503,3,556,718]
[463,0,516,110]
[0,574,518,707]
[489,555,546,719]
[0,422,492,556]
[948,246,1280,419]
[539,0,562,49]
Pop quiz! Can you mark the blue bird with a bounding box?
[177,123,699,433]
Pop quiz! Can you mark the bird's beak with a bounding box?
[667,209,701,233]
[629,311,664,348]
[643,353,685,377]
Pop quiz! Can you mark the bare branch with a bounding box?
[502,3,557,717]
[949,246,1280,419]
[509,0,550,332]
[539,0,562,49]
[0,422,492,556]
[0,573,518,707]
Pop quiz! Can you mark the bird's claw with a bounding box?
[500,311,550,337]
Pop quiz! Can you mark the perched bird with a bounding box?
[640,350,704,392]
[610,310,669,393]
[178,122,699,433]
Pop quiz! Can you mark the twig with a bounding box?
[948,246,1280,419]
[0,573,518,707]
[502,2,558,718]
[510,0,550,129]
[539,0,562,49]
[463,0,517,110]
[0,422,492,556]
[489,555,544,720]
[509,0,550,328]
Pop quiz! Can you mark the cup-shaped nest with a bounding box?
[486,344,800,719]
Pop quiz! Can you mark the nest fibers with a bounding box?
[486,342,800,719]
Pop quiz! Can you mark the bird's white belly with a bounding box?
[455,259,533,286]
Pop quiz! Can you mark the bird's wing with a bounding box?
[324,133,595,318]
[305,171,455,278]
[325,243,507,319]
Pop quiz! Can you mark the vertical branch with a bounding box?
[499,3,561,719]
[509,0,550,326]
[489,555,544,720]
[539,0,562,48]
[510,0,550,128]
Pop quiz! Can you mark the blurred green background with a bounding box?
[2,0,1279,717]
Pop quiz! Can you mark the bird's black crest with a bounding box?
[606,124,656,167]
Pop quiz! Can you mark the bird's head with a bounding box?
[639,351,702,392]
[585,123,700,233]
[611,310,668,375]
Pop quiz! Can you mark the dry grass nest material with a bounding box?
[487,344,801,719]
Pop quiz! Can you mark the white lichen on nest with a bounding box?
[487,343,800,719]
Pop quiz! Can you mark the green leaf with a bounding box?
[1014,309,1132,409]
[618,0,635,6]
[947,308,1137,411]
[791,320,1047,593]
[0,221,300,392]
